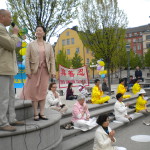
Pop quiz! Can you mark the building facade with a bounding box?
[54,27,98,79]
[126,24,150,55]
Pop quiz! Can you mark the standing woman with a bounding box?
[20,26,56,121]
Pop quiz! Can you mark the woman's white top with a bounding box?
[114,101,128,118]
[93,126,117,150]
[45,90,62,108]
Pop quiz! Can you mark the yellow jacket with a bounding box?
[91,85,103,103]
[132,83,141,94]
[135,96,147,112]
[116,84,126,95]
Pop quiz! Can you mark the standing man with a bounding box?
[0,9,24,131]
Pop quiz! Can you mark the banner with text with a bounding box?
[59,65,89,88]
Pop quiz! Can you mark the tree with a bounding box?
[55,50,72,71]
[72,52,83,68]
[145,48,150,71]
[7,0,79,41]
[130,51,143,69]
[78,0,128,94]
[109,28,127,80]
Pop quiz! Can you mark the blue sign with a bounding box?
[14,68,26,88]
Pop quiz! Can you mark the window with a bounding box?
[67,39,70,45]
[58,50,61,54]
[146,43,150,48]
[134,33,137,36]
[86,58,90,64]
[139,38,142,42]
[71,38,74,44]
[66,49,70,55]
[146,35,150,40]
[76,48,80,54]
[133,45,136,52]
[140,32,142,36]
[137,44,141,50]
[86,48,89,53]
[133,39,136,43]
[128,39,131,43]
[62,40,65,46]
[66,32,69,36]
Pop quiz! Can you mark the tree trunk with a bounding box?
[119,67,122,79]
[111,70,113,84]
[107,60,111,96]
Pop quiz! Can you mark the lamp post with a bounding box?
[90,63,97,79]
[126,44,130,85]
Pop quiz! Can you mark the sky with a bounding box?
[1,0,150,43]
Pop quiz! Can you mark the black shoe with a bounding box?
[104,101,109,103]
[39,113,48,120]
[34,115,40,121]
[108,112,115,116]
[129,106,135,109]
[129,117,133,122]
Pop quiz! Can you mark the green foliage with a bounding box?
[72,52,83,68]
[110,28,127,70]
[16,47,23,62]
[79,0,127,64]
[130,51,143,69]
[78,0,128,93]
[90,58,97,65]
[7,0,79,41]
[55,50,72,71]
[145,49,150,67]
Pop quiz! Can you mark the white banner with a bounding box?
[59,65,89,88]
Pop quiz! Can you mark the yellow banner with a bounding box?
[14,79,26,83]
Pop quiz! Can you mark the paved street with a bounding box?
[79,115,150,150]
[115,115,150,150]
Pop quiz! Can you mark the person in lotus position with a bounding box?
[91,79,110,104]
[116,79,131,99]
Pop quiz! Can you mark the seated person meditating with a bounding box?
[135,89,150,114]
[93,114,127,150]
[116,79,131,99]
[102,78,109,92]
[114,93,133,123]
[132,79,141,95]
[91,79,110,104]
[71,94,97,131]
[127,75,135,91]
[45,83,68,114]
[102,78,114,94]
[78,80,90,97]
[66,82,78,100]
